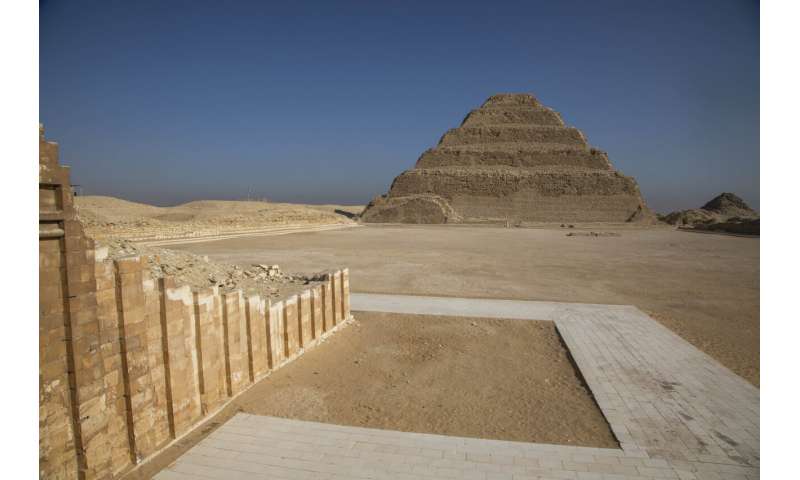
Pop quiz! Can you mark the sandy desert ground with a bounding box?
[94,205,759,479]
[169,224,760,386]
[122,312,618,480]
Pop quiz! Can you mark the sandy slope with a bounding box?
[75,195,363,241]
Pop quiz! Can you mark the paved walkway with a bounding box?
[155,294,759,479]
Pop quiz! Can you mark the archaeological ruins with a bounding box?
[39,125,353,479]
[361,93,654,224]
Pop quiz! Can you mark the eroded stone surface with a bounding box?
[362,93,654,224]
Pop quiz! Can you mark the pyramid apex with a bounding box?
[482,93,540,107]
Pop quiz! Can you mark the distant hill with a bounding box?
[660,193,758,235]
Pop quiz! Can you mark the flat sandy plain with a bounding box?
[171,224,760,386]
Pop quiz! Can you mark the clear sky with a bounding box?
[40,0,759,213]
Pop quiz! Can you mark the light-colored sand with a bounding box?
[120,312,617,480]
[235,312,618,447]
[75,195,362,241]
[169,224,760,386]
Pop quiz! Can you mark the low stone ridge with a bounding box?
[661,192,759,235]
[362,93,654,224]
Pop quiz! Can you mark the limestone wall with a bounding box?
[39,125,354,479]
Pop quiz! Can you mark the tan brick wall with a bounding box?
[322,278,334,332]
[93,250,131,476]
[159,279,202,436]
[39,125,354,479]
[299,291,313,348]
[39,237,80,480]
[333,270,344,325]
[193,287,227,414]
[268,301,285,367]
[311,285,323,341]
[221,292,250,396]
[245,295,270,380]
[283,296,300,358]
[342,269,351,320]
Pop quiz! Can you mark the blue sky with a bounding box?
[40,0,759,212]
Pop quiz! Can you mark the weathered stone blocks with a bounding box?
[361,93,654,224]
[283,295,300,358]
[39,126,355,480]
[193,288,227,414]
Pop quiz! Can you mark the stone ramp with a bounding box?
[154,294,759,479]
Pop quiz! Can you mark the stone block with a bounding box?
[193,289,227,414]
[245,295,269,380]
[222,291,248,396]
[322,279,334,332]
[342,268,351,321]
[268,301,284,368]
[299,291,313,348]
[283,295,300,358]
[332,270,343,325]
[311,285,323,340]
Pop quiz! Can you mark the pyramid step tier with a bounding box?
[388,168,641,199]
[438,125,587,147]
[416,145,612,170]
[461,106,565,127]
[368,168,648,223]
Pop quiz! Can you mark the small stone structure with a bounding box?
[361,93,654,224]
[39,125,353,479]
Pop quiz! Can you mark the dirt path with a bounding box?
[170,224,760,385]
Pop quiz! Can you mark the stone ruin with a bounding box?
[39,125,353,480]
[361,93,654,224]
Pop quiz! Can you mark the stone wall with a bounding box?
[39,125,353,479]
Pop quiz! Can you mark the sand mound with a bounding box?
[362,93,654,224]
[75,195,362,241]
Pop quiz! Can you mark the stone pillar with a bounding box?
[341,268,351,321]
[332,270,343,325]
[245,295,269,380]
[159,279,202,437]
[268,301,285,368]
[192,288,227,414]
[298,291,313,348]
[39,233,80,480]
[311,285,323,340]
[40,125,111,479]
[322,278,334,333]
[114,256,164,462]
[142,271,170,446]
[93,251,133,476]
[221,291,248,396]
[283,295,300,358]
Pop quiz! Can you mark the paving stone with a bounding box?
[154,295,759,480]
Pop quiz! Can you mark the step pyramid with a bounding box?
[361,93,654,224]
